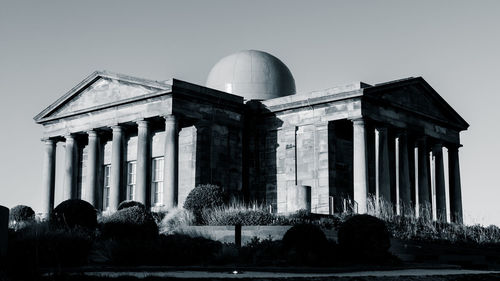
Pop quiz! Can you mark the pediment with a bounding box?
[35,71,171,122]
[365,78,469,130]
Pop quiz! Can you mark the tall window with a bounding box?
[103,164,111,210]
[151,157,164,205]
[127,161,137,201]
[77,148,88,199]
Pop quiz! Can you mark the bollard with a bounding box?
[0,205,8,259]
[235,224,242,249]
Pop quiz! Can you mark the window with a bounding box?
[103,164,111,210]
[127,161,137,201]
[77,148,88,199]
[151,157,164,205]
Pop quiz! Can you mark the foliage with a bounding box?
[338,214,391,260]
[239,236,285,266]
[282,223,329,265]
[7,221,94,271]
[202,203,274,226]
[9,205,35,223]
[117,200,146,211]
[100,206,158,240]
[183,184,226,223]
[51,199,97,229]
[158,207,195,234]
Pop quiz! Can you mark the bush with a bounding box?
[51,199,97,229]
[282,223,329,265]
[117,200,146,211]
[101,206,158,240]
[9,205,35,223]
[202,204,274,226]
[159,208,195,234]
[7,222,93,271]
[338,214,391,260]
[183,184,226,224]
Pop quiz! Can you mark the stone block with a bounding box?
[286,185,311,213]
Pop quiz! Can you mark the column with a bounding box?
[377,127,391,205]
[417,138,432,218]
[433,143,446,222]
[136,120,151,207]
[86,130,99,207]
[398,132,412,215]
[352,118,368,214]
[163,115,179,209]
[448,145,463,224]
[41,139,56,215]
[109,125,124,211]
[63,134,76,200]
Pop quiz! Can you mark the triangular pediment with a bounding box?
[365,77,469,130]
[35,71,171,122]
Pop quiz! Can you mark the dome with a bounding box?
[206,50,296,100]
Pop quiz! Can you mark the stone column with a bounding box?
[136,120,151,207]
[398,133,412,215]
[377,127,391,205]
[41,139,56,215]
[417,138,432,218]
[433,143,446,222]
[86,130,99,207]
[63,134,76,200]
[448,145,463,224]
[352,119,368,214]
[109,125,124,211]
[164,115,179,209]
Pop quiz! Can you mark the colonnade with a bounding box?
[352,118,463,223]
[40,115,179,214]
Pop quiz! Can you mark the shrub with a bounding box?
[183,184,226,224]
[9,205,35,223]
[117,200,146,211]
[51,199,97,229]
[100,206,158,240]
[7,222,93,271]
[338,214,391,260]
[202,204,274,226]
[159,208,195,234]
[240,236,285,266]
[282,223,329,265]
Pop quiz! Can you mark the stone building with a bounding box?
[35,50,468,223]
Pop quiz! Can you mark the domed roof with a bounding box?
[206,50,296,100]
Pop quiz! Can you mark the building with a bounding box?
[35,50,468,223]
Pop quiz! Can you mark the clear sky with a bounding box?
[1,0,499,225]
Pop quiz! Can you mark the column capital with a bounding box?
[351,118,365,125]
[446,143,462,151]
[136,119,150,128]
[163,114,177,123]
[87,130,98,138]
[110,124,124,132]
[64,134,75,141]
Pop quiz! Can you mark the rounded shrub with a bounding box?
[338,214,391,258]
[51,199,97,229]
[9,205,35,222]
[183,184,226,224]
[117,200,146,211]
[101,206,158,240]
[282,223,329,265]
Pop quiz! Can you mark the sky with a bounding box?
[0,0,499,225]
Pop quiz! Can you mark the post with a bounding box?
[136,120,151,207]
[433,143,447,222]
[86,130,99,207]
[0,206,8,259]
[398,133,412,215]
[41,139,56,216]
[417,138,432,219]
[164,115,178,209]
[448,145,463,224]
[109,125,124,211]
[63,134,76,200]
[352,118,368,214]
